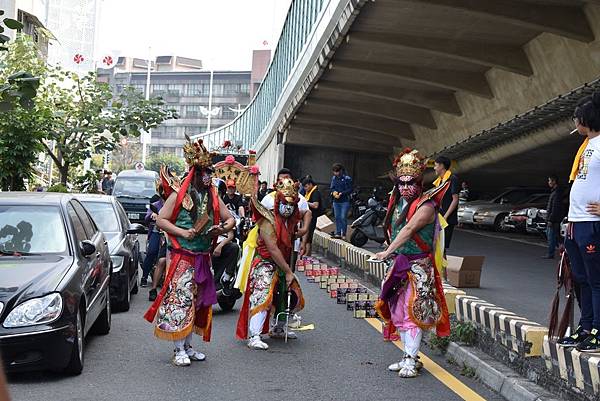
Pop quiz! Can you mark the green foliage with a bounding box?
[75,170,101,193]
[452,321,477,345]
[47,183,68,193]
[428,333,450,352]
[460,363,476,378]
[110,140,141,174]
[41,74,177,184]
[146,152,185,175]
[90,154,105,170]
[0,34,47,190]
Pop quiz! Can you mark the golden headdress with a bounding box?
[275,178,299,203]
[183,135,215,169]
[392,148,426,178]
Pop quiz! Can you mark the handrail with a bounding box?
[191,0,327,151]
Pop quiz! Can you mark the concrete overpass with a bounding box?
[195,0,600,192]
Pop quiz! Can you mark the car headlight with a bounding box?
[3,293,63,328]
[111,255,125,272]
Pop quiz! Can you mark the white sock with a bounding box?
[249,311,267,337]
[403,329,423,359]
[173,339,185,351]
[184,333,193,348]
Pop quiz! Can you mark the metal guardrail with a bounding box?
[191,0,327,150]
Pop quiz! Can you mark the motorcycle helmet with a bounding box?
[367,197,378,208]
[212,177,227,197]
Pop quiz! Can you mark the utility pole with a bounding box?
[142,46,152,164]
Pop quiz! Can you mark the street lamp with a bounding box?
[141,47,153,164]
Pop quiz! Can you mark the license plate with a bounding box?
[527,218,533,225]
[127,213,140,220]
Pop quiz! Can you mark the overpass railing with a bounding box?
[191,0,327,151]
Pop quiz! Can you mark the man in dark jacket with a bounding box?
[330,163,353,239]
[545,174,564,259]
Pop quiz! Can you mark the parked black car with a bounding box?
[112,168,158,226]
[76,194,145,312]
[0,193,111,374]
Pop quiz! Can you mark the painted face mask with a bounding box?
[398,176,421,200]
[201,171,212,187]
[278,203,295,218]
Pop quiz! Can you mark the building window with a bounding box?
[240,83,250,95]
[151,84,168,96]
[185,84,202,97]
[185,105,200,119]
[167,84,182,97]
[211,84,224,96]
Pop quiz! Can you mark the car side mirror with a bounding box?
[80,240,96,257]
[127,223,147,234]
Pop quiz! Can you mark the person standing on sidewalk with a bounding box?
[433,156,460,249]
[558,92,600,352]
[330,163,353,239]
[544,174,564,259]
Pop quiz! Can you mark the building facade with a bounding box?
[98,56,252,157]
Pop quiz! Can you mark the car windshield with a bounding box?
[0,205,68,253]
[81,201,120,233]
[113,178,156,198]
[522,194,549,204]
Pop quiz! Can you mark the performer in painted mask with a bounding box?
[144,138,235,367]
[374,148,451,378]
[236,177,306,350]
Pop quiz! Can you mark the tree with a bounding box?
[146,152,186,175]
[110,140,142,173]
[41,76,177,184]
[0,33,46,190]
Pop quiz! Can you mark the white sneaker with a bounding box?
[270,326,298,340]
[248,335,269,350]
[288,314,302,329]
[388,356,423,372]
[172,349,191,367]
[398,357,418,378]
[185,346,206,361]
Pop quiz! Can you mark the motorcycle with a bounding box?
[350,197,387,247]
[350,189,368,218]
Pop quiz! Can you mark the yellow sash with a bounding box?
[433,170,452,187]
[569,138,589,182]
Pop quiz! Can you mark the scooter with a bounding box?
[350,197,387,247]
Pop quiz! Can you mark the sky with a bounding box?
[95,0,293,70]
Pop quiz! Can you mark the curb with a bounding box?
[446,342,561,401]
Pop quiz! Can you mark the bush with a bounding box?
[47,183,68,193]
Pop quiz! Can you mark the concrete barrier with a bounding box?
[544,336,600,395]
[455,294,547,358]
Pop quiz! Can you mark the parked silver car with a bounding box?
[458,188,547,230]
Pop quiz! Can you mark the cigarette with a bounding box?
[570,128,578,135]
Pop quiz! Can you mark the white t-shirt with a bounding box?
[260,192,309,213]
[569,136,600,222]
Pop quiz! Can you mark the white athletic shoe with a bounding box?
[172,349,191,367]
[270,326,298,340]
[388,356,423,372]
[398,357,418,378]
[185,346,206,361]
[248,335,269,350]
[288,314,303,329]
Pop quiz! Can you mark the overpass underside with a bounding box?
[283,0,600,190]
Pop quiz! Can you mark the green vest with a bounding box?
[170,190,213,252]
[391,200,434,255]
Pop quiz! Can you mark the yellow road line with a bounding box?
[365,318,486,401]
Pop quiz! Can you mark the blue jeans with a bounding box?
[564,222,600,330]
[546,222,560,258]
[333,201,350,236]
[142,231,161,279]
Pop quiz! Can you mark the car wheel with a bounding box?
[350,230,368,247]
[131,258,139,295]
[91,288,111,335]
[116,280,131,312]
[494,214,508,231]
[64,308,84,375]
[217,296,236,312]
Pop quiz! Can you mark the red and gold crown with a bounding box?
[183,136,215,169]
[275,178,299,202]
[392,148,426,178]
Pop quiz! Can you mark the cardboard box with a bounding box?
[316,215,335,233]
[446,255,485,288]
